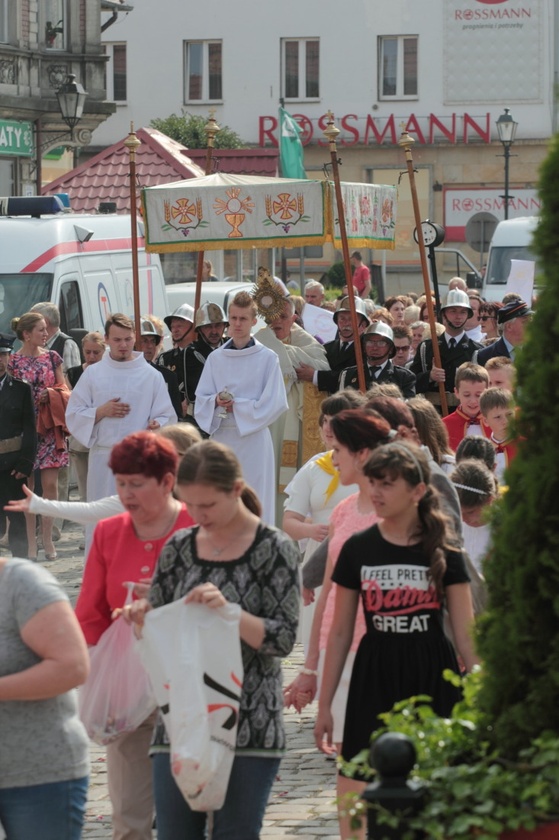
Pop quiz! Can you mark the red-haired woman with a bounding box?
[75,431,195,840]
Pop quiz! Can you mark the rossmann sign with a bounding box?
[259,113,493,147]
[454,0,532,20]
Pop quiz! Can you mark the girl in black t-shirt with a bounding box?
[314,441,478,840]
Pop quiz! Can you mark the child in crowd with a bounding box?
[484,356,516,391]
[451,459,497,576]
[479,387,519,485]
[455,434,496,474]
[442,362,491,451]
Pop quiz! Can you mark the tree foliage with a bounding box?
[150,110,245,149]
[476,133,559,756]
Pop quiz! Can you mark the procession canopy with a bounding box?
[142,172,397,253]
[329,180,397,251]
[142,172,327,252]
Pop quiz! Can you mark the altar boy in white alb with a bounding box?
[194,291,288,525]
[66,313,177,503]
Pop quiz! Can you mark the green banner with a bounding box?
[0,120,34,157]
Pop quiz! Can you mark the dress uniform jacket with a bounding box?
[185,337,225,404]
[340,359,416,398]
[475,337,511,367]
[410,334,484,395]
[316,340,356,394]
[0,374,37,476]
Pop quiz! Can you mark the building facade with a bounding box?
[81,1,559,290]
[0,0,125,196]
[0,0,548,292]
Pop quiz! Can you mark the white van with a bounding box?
[166,280,266,330]
[0,196,168,340]
[482,216,538,301]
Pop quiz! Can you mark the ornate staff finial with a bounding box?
[123,121,141,159]
[323,111,340,149]
[398,124,415,155]
[204,112,221,148]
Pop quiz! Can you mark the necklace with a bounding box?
[201,526,251,558]
[134,502,180,542]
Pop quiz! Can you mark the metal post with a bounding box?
[361,732,426,839]
[503,144,510,221]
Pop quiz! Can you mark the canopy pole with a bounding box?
[194,113,220,315]
[398,128,448,416]
[124,123,142,349]
[323,112,367,394]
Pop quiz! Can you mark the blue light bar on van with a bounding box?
[0,196,66,217]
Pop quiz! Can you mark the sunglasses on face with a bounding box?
[480,315,496,321]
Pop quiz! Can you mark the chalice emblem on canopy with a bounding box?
[213,187,254,238]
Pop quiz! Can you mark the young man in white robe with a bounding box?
[66,313,177,504]
[255,297,330,513]
[194,291,288,526]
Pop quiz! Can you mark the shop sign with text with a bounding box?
[444,187,541,240]
[0,120,34,157]
[259,113,493,148]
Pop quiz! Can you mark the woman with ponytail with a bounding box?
[315,441,478,839]
[127,440,300,840]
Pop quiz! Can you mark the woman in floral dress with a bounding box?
[9,312,68,560]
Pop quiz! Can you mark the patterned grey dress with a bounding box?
[149,524,300,758]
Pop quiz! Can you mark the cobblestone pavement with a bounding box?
[44,517,341,839]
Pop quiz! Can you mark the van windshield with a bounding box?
[485,246,536,286]
[0,274,53,334]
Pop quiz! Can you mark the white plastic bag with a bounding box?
[139,599,243,811]
[79,584,156,745]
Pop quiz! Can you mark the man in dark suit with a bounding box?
[410,289,483,407]
[0,333,37,558]
[296,295,370,393]
[185,303,227,408]
[476,299,533,366]
[340,321,416,397]
[158,303,195,417]
[139,319,183,420]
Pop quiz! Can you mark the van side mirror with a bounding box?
[466,271,482,289]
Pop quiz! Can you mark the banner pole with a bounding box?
[398,128,448,415]
[323,112,367,394]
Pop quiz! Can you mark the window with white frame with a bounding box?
[104,43,127,102]
[184,41,222,102]
[44,0,66,50]
[378,35,418,99]
[281,38,320,100]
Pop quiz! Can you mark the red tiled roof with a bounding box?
[42,127,205,213]
[183,148,279,177]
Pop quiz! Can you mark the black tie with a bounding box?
[369,366,382,378]
[449,337,456,350]
[341,341,349,353]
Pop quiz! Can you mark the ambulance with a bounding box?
[0,195,169,341]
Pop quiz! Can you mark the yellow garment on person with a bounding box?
[314,450,339,504]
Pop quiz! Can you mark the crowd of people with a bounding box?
[0,268,530,839]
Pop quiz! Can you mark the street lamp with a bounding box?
[56,74,88,141]
[496,107,518,221]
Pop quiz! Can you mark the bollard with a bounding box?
[361,732,426,840]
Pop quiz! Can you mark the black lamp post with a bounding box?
[56,74,88,141]
[495,107,518,221]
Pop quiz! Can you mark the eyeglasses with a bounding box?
[480,315,496,321]
[395,345,411,352]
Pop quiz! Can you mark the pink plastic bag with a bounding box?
[79,585,156,745]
